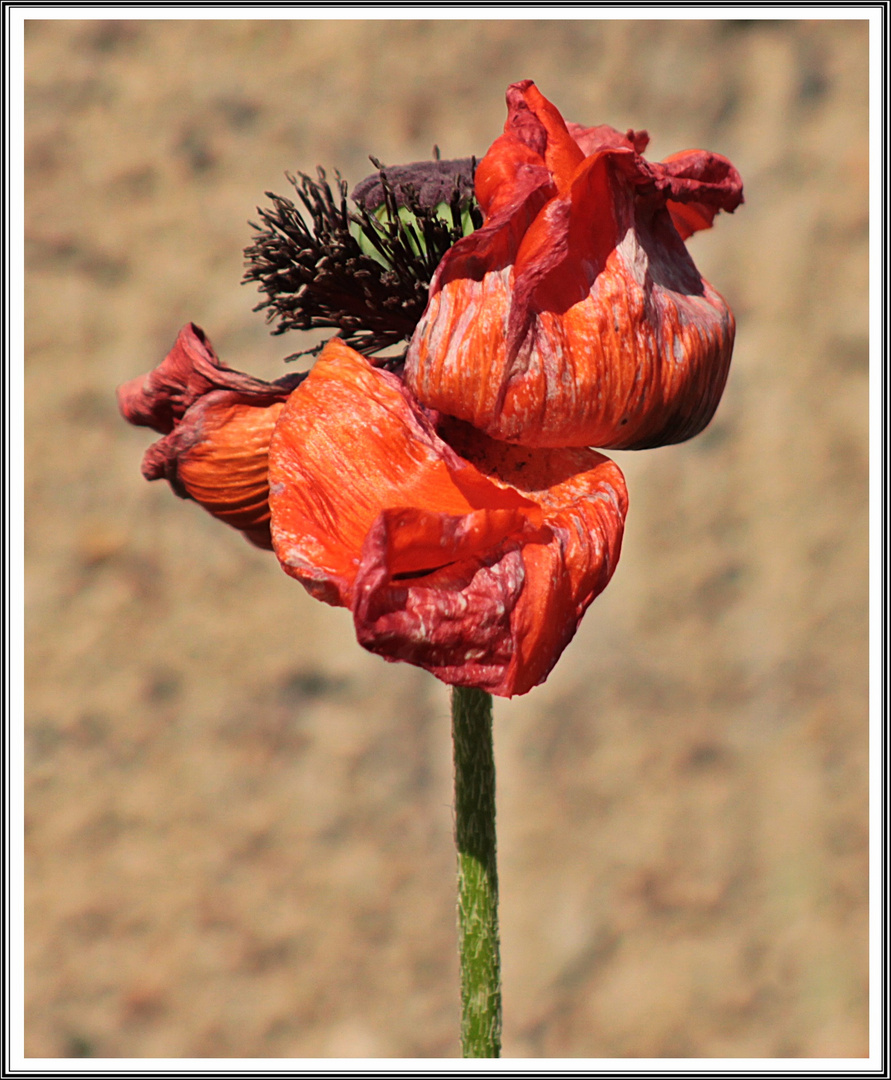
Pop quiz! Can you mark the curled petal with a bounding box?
[118,324,302,548]
[142,393,288,550]
[406,80,743,450]
[268,340,627,696]
[441,421,627,686]
[567,122,651,157]
[658,150,746,239]
[502,80,585,194]
[117,322,300,433]
[353,510,530,691]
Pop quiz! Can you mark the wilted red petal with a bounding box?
[440,420,626,689]
[268,340,627,696]
[567,122,650,157]
[406,80,743,450]
[505,80,585,193]
[353,510,531,693]
[119,324,302,549]
[117,322,299,433]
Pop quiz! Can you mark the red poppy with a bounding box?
[268,338,627,697]
[406,79,743,450]
[117,323,303,549]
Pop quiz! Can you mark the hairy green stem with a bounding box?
[451,685,502,1058]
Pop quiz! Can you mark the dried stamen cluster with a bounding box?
[243,160,480,361]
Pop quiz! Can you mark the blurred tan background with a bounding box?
[24,17,869,1059]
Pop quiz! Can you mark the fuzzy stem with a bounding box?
[451,685,502,1058]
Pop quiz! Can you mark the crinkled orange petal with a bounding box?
[118,324,301,549]
[167,397,286,550]
[268,338,534,604]
[406,80,743,450]
[268,341,627,696]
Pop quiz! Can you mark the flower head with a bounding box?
[119,81,741,695]
[405,80,743,449]
[268,339,626,696]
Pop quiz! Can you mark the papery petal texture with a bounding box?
[117,323,303,548]
[406,80,743,450]
[268,339,627,696]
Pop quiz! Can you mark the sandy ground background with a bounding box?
[23,16,870,1060]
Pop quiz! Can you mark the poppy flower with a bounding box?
[120,80,742,695]
[405,79,744,450]
[268,338,627,697]
[117,323,303,549]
